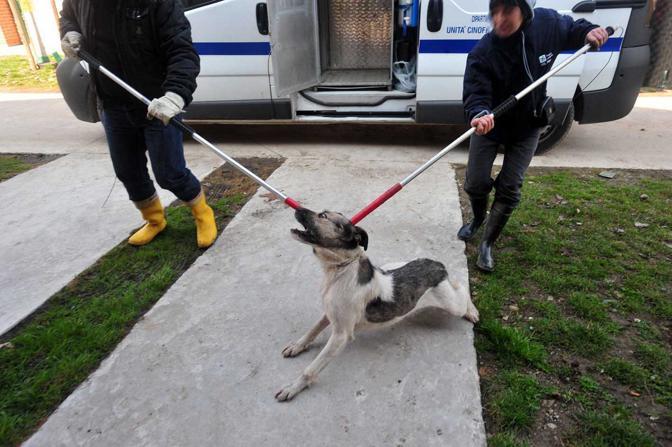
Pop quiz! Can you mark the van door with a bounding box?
[538,0,631,92]
[415,0,491,123]
[185,0,291,120]
[267,0,321,97]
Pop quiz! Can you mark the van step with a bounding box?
[296,115,415,122]
[300,90,415,107]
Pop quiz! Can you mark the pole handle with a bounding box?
[78,49,102,71]
[167,116,196,137]
[492,95,518,119]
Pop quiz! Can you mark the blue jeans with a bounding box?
[101,106,201,203]
[464,130,541,207]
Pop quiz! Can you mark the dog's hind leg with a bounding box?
[275,329,350,402]
[282,314,330,358]
[430,279,479,323]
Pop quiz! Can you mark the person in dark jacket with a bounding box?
[60,0,217,248]
[458,0,608,272]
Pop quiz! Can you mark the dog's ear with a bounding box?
[353,226,368,250]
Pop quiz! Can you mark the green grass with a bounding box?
[576,409,656,447]
[489,433,530,447]
[0,194,246,446]
[0,56,59,91]
[490,372,548,432]
[0,155,33,181]
[463,169,672,446]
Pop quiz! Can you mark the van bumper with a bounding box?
[574,45,650,124]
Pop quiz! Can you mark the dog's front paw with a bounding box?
[465,302,480,323]
[275,378,308,402]
[282,342,309,358]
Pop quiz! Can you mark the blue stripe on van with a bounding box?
[418,37,623,54]
[193,38,622,56]
[194,42,270,55]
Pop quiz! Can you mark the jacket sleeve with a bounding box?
[59,0,81,37]
[463,52,494,123]
[557,12,599,51]
[155,0,200,106]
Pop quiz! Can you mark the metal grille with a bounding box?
[327,0,393,70]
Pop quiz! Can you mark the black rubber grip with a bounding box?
[77,50,102,71]
[170,118,196,137]
[606,26,615,36]
[492,95,518,119]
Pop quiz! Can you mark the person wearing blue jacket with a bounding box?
[458,0,609,272]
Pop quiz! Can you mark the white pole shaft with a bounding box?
[401,127,476,186]
[191,132,289,200]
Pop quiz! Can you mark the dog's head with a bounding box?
[291,208,368,251]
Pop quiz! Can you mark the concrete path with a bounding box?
[25,157,485,447]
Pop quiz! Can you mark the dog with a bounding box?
[275,208,479,402]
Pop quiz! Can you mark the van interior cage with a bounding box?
[316,0,419,90]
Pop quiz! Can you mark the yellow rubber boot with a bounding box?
[189,193,217,248]
[128,196,167,246]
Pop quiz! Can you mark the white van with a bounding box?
[182,0,653,152]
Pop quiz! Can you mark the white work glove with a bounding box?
[147,92,185,126]
[61,31,82,58]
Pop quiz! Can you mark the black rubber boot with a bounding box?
[458,196,488,241]
[477,201,514,272]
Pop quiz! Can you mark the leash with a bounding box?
[349,26,615,225]
[78,49,303,211]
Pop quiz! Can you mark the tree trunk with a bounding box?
[7,0,37,70]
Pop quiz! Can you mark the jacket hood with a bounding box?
[521,0,536,25]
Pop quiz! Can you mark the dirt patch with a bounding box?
[200,157,282,203]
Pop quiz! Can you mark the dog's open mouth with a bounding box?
[291,225,315,243]
[290,228,308,237]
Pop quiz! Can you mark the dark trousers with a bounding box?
[464,130,541,207]
[101,106,201,203]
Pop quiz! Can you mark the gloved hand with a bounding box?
[147,92,185,126]
[61,31,82,58]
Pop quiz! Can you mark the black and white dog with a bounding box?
[275,208,479,402]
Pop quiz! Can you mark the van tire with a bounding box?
[536,104,574,155]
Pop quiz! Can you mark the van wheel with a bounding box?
[536,104,574,155]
